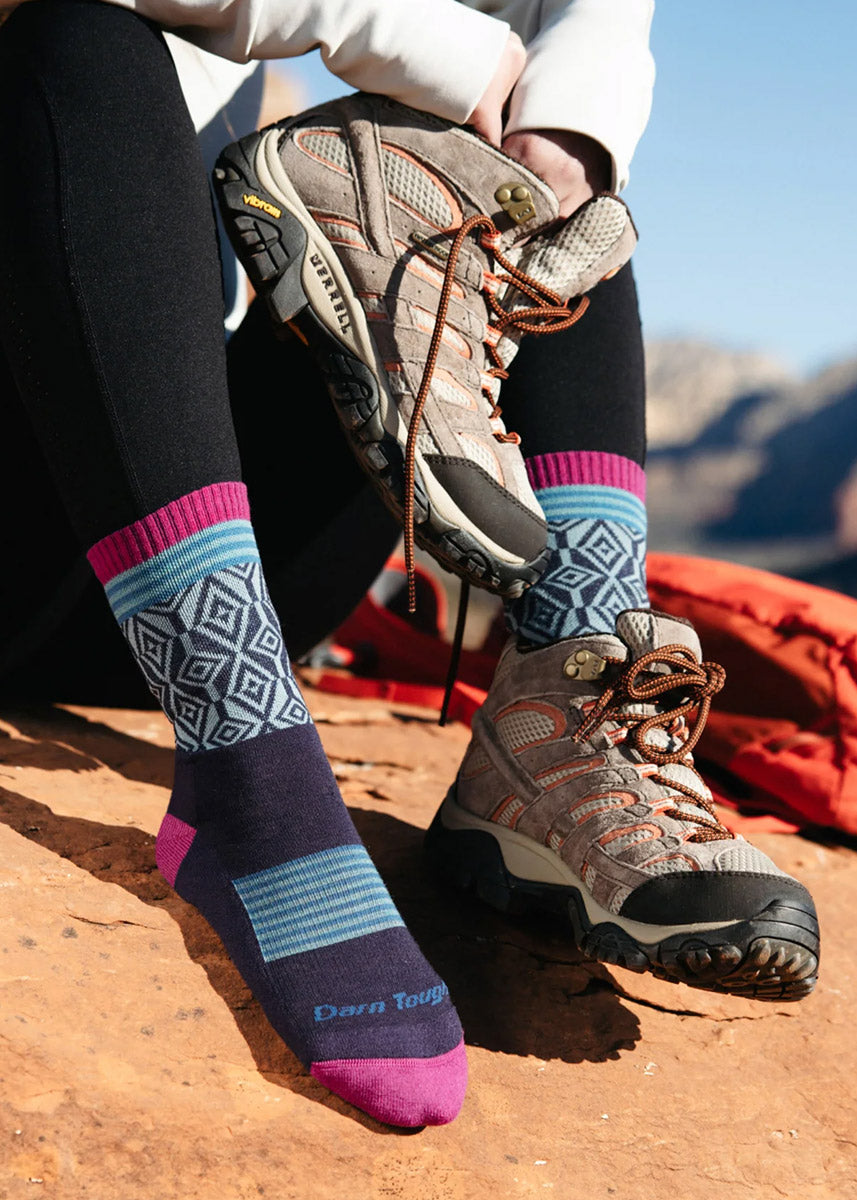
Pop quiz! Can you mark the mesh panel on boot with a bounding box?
[496,706,558,752]
[382,145,457,230]
[296,127,352,176]
[430,373,473,409]
[455,434,502,484]
[416,430,441,456]
[642,858,695,876]
[715,844,783,875]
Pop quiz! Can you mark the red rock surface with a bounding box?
[1,685,854,1199]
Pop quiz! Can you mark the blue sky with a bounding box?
[276,1,856,375]
[631,2,857,374]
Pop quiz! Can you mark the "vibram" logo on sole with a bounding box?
[242,193,282,219]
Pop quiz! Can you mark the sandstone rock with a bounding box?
[1,692,854,1199]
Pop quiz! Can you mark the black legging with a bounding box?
[0,0,645,704]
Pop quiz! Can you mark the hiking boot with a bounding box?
[213,94,635,601]
[426,610,820,1000]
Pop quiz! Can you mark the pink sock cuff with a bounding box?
[525,452,646,501]
[87,482,250,584]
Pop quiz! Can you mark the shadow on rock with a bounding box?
[0,782,640,1131]
[0,703,174,789]
[0,785,403,1133]
[353,808,641,1063]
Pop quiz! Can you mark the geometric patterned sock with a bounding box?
[505,452,649,643]
[87,483,466,1127]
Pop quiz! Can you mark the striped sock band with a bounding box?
[88,481,257,619]
[232,843,405,960]
[507,451,649,642]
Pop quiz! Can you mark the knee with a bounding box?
[0,0,169,93]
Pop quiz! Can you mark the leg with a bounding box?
[501,263,649,643]
[0,0,464,1124]
[226,300,400,657]
[0,302,400,702]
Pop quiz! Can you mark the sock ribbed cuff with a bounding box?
[87,482,251,584]
[86,483,257,624]
[525,451,645,502]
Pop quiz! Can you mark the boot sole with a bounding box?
[425,793,820,1001]
[213,127,549,598]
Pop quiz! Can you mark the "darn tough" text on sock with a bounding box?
[314,983,449,1022]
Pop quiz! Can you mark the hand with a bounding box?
[501,129,613,217]
[468,33,526,146]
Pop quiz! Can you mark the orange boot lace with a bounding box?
[404,214,590,610]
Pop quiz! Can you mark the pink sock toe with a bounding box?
[311,1038,468,1127]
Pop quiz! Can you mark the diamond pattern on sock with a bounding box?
[104,520,259,622]
[124,561,309,751]
[508,516,648,643]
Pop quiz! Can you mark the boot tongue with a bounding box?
[615,609,702,662]
[494,194,637,369]
[612,610,703,739]
[507,195,635,295]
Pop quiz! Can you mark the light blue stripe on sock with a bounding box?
[535,485,647,535]
[106,521,259,621]
[233,844,404,961]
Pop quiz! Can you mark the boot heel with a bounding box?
[425,795,519,912]
[214,134,309,324]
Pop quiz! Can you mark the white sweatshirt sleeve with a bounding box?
[101,0,511,124]
[101,0,654,187]
[466,0,656,190]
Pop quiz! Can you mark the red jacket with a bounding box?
[322,554,857,835]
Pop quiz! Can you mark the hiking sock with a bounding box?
[506,451,649,642]
[87,482,466,1126]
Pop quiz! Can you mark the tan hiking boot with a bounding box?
[426,609,820,1000]
[214,94,635,600]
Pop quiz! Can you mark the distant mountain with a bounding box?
[799,552,857,593]
[707,359,857,542]
[645,339,793,449]
[645,341,857,591]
